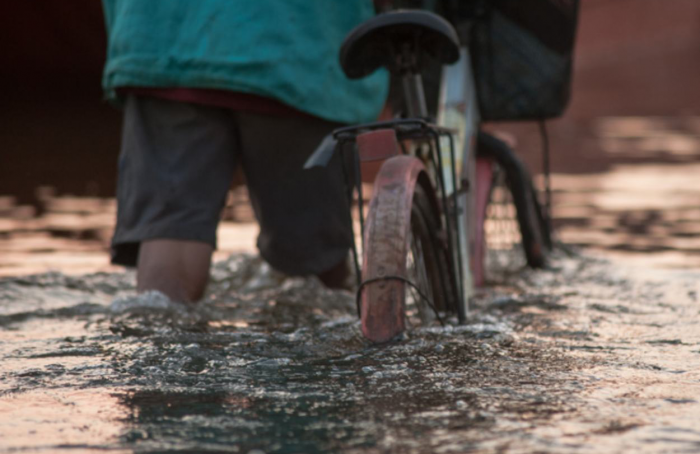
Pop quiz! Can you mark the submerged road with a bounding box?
[1,252,699,453]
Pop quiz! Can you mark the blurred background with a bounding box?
[1,0,699,276]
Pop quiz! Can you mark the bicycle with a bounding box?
[307,10,553,343]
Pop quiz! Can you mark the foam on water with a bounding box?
[109,290,188,314]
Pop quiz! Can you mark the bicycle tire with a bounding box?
[507,159,551,268]
[477,132,552,270]
[407,184,455,323]
[360,164,455,342]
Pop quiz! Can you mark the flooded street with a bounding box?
[3,0,700,451]
[2,116,700,452]
[2,250,699,453]
[2,113,699,452]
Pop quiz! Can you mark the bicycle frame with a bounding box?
[302,8,538,341]
[311,8,554,341]
[437,46,481,304]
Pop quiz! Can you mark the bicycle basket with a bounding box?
[466,0,580,122]
[387,0,579,121]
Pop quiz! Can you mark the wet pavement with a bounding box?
[2,250,699,453]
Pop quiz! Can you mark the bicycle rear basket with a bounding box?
[389,0,579,122]
[465,0,580,122]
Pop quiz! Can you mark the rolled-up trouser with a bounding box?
[111,95,352,276]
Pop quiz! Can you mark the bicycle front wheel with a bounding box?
[477,132,552,276]
[510,165,552,268]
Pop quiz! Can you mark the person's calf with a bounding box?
[136,239,213,303]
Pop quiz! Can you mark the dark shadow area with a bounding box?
[1,1,121,205]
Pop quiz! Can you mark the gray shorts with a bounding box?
[112,95,352,276]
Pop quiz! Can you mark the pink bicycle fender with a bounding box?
[473,156,494,287]
[361,155,427,342]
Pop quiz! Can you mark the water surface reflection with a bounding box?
[2,253,700,452]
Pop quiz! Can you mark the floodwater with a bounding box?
[2,250,700,453]
[2,115,700,452]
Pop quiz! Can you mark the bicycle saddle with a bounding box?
[340,10,460,79]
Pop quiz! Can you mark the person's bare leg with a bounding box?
[137,239,213,303]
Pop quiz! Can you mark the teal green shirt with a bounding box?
[102,1,388,124]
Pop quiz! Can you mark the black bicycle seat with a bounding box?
[340,10,460,79]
